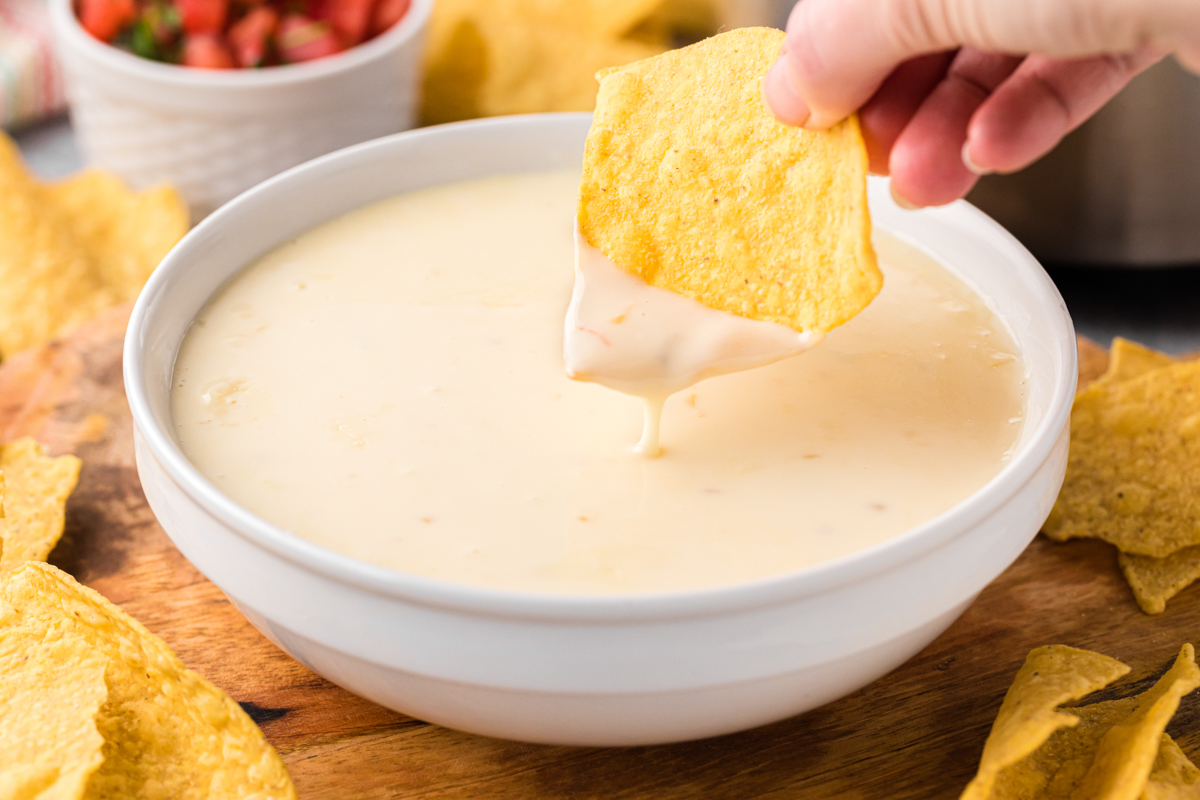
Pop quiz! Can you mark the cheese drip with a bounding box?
[564,231,821,456]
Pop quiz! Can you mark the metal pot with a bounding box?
[967,58,1200,266]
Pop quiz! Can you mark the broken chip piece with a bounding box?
[962,644,1200,800]
[0,133,187,360]
[578,27,881,334]
[0,562,297,799]
[0,438,81,573]
[1042,359,1200,558]
[1051,339,1200,614]
[420,0,667,125]
[960,645,1130,800]
[1120,546,1200,615]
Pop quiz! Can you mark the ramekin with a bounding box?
[48,0,431,220]
[125,113,1077,746]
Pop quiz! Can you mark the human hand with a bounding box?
[763,0,1200,207]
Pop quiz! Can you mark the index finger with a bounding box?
[768,0,1153,129]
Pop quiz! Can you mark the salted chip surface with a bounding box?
[0,631,108,800]
[1042,360,1200,557]
[578,27,881,333]
[0,562,297,799]
[0,438,81,573]
[960,645,1130,800]
[1120,547,1200,615]
[1144,735,1200,799]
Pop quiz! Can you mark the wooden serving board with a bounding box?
[4,308,1198,799]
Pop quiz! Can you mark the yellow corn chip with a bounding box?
[1042,360,1200,557]
[1056,338,1200,614]
[636,0,717,40]
[1143,735,1200,799]
[583,0,666,38]
[420,0,667,125]
[963,645,1200,800]
[1077,337,1111,393]
[1095,338,1175,387]
[0,562,297,799]
[45,170,188,303]
[0,631,108,800]
[0,135,114,359]
[960,645,1130,800]
[421,16,489,125]
[0,438,81,573]
[1068,644,1200,799]
[578,28,881,333]
[1120,547,1200,615]
[0,133,188,360]
[480,19,663,116]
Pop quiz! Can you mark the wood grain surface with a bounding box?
[3,309,1197,799]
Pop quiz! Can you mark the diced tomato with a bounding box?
[325,0,374,46]
[182,32,235,67]
[78,0,136,41]
[227,6,277,67]
[277,14,342,62]
[174,0,228,34]
[369,0,408,36]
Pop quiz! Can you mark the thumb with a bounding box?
[765,0,1183,129]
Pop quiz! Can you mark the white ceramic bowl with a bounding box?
[48,0,431,220]
[125,113,1077,747]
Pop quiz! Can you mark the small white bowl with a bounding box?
[125,113,1077,747]
[48,0,431,220]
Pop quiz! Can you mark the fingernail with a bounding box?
[961,142,992,175]
[762,57,810,127]
[890,183,920,210]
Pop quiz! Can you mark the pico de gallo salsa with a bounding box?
[76,0,412,68]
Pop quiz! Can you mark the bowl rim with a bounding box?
[124,113,1077,623]
[49,0,432,87]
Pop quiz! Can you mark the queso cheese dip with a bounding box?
[171,170,1027,595]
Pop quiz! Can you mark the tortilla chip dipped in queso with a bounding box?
[568,27,881,454]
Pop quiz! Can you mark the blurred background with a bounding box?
[5,0,1199,352]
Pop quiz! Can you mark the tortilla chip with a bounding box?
[1144,735,1200,799]
[420,0,667,125]
[1042,360,1200,557]
[960,645,1130,800]
[0,631,108,800]
[0,562,297,799]
[0,438,81,573]
[1067,644,1200,799]
[964,645,1200,800]
[421,16,489,125]
[0,133,188,360]
[1120,547,1200,615]
[45,170,188,303]
[578,28,881,333]
[1095,338,1175,387]
[479,13,663,116]
[0,135,114,359]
